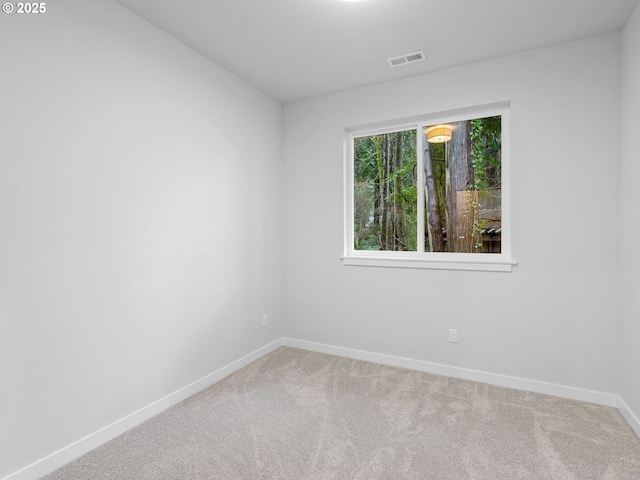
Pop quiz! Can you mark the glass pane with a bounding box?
[422,116,501,253]
[353,129,417,251]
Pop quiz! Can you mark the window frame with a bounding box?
[342,103,514,272]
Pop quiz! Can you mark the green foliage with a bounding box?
[354,116,501,254]
[470,116,501,190]
[469,116,501,252]
[354,129,417,251]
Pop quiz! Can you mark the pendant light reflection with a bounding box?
[426,125,453,143]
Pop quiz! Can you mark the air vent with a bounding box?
[387,50,426,68]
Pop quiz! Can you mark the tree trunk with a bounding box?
[393,133,404,250]
[423,130,444,252]
[446,121,475,252]
[380,134,391,250]
[372,137,382,248]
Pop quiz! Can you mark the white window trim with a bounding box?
[342,102,515,272]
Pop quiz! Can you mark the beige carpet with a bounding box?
[43,347,640,479]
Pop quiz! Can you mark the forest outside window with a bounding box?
[343,104,514,271]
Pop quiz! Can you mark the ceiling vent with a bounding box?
[387,50,426,68]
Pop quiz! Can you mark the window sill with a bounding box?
[341,255,516,272]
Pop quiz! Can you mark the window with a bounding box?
[343,103,513,271]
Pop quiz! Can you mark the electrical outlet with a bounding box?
[449,329,458,343]
[262,314,268,328]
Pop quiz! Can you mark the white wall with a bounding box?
[0,0,283,477]
[619,3,640,433]
[283,34,621,397]
[0,1,635,477]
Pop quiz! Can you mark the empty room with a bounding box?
[2,0,640,478]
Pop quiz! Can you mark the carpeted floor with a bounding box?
[43,347,640,479]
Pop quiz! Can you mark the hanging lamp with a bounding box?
[426,125,453,143]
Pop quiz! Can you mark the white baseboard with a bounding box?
[282,337,618,407]
[618,396,640,438]
[2,338,285,480]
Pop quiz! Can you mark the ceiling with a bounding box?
[113,0,640,103]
